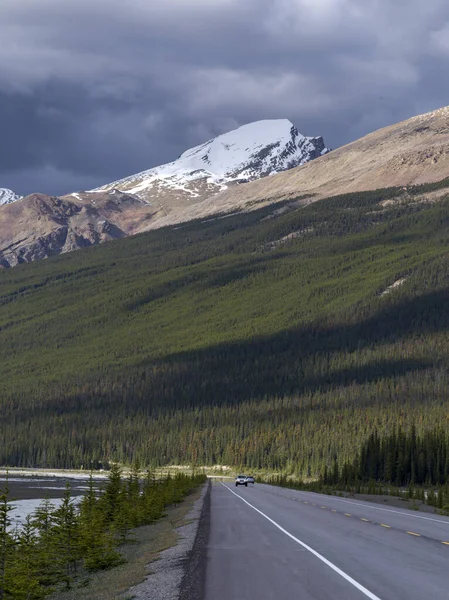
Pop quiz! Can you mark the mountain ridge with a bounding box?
[4,106,449,266]
[0,119,328,267]
[87,119,329,202]
[195,106,449,212]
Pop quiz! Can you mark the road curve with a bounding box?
[204,482,449,600]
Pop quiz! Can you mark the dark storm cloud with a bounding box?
[2,0,449,195]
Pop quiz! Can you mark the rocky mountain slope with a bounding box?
[0,188,22,206]
[0,120,328,267]
[4,106,449,266]
[0,192,146,268]
[156,105,449,227]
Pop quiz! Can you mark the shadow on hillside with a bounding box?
[122,287,448,411]
[22,287,448,420]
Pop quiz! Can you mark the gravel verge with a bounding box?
[179,479,210,600]
[126,480,210,600]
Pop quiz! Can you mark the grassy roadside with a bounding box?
[50,485,205,600]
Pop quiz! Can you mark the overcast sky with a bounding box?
[2,0,449,196]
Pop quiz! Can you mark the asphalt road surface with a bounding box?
[204,482,449,600]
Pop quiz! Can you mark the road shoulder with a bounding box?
[126,479,210,600]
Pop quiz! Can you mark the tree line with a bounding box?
[326,425,449,487]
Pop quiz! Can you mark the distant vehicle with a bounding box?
[245,476,255,484]
[235,475,247,487]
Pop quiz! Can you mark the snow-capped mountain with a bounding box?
[0,188,22,205]
[6,106,449,268]
[1,120,330,268]
[89,120,329,203]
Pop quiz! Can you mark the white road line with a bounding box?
[261,486,449,525]
[301,495,449,525]
[221,483,382,600]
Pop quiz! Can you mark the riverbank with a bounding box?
[0,467,109,479]
[1,471,105,529]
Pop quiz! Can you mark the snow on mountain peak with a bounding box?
[178,119,302,175]
[92,119,329,201]
[0,189,22,206]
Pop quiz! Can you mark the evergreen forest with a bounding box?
[1,179,449,479]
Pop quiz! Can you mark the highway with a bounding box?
[204,482,449,600]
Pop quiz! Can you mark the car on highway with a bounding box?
[235,475,247,486]
[245,475,255,484]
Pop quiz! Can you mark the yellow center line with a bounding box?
[331,509,337,512]
[407,531,420,537]
[441,542,449,546]
[345,513,352,517]
[360,518,369,522]
[381,524,390,528]
[321,506,326,509]
[304,501,308,504]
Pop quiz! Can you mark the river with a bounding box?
[0,472,107,529]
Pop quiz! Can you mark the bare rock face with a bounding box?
[0,192,141,268]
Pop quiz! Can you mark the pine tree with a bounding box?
[8,516,46,600]
[100,463,123,525]
[52,484,80,588]
[141,470,165,523]
[31,498,59,588]
[0,480,14,600]
[78,475,121,571]
[126,460,143,528]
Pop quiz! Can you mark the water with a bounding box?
[0,473,106,529]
